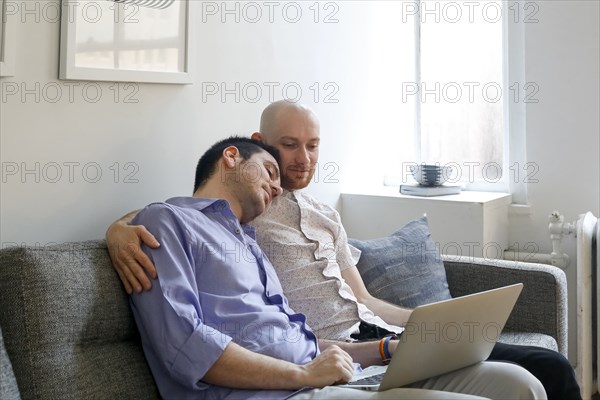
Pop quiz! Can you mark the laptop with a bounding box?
[341,283,523,391]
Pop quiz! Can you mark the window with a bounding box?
[418,0,505,189]
[367,1,522,194]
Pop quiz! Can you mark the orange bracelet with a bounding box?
[378,337,387,364]
[379,334,398,365]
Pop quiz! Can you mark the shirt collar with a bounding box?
[165,196,257,238]
[166,196,227,212]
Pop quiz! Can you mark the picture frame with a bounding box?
[0,0,16,77]
[59,0,192,84]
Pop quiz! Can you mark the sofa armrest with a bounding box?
[442,255,568,356]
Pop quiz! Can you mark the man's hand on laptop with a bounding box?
[298,346,355,387]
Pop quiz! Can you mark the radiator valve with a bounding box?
[548,211,573,268]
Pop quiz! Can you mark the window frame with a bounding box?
[409,1,527,201]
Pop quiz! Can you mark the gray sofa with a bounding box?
[0,240,568,399]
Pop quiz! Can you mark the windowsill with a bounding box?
[340,187,513,254]
[342,186,512,207]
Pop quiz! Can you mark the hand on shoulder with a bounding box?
[106,210,160,294]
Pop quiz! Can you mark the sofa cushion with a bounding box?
[0,326,21,400]
[349,216,452,308]
[499,332,559,352]
[0,240,159,400]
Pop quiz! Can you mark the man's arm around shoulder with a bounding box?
[106,208,159,294]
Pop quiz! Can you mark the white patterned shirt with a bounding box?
[251,190,402,341]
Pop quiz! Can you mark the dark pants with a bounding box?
[352,322,582,400]
[488,342,581,400]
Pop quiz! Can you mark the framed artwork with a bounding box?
[0,0,16,77]
[59,0,191,84]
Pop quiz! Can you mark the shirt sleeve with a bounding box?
[330,207,362,272]
[129,204,232,391]
[300,192,362,272]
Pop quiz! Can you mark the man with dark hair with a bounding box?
[127,136,345,398]
[193,137,278,192]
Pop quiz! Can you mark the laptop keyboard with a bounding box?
[349,373,385,386]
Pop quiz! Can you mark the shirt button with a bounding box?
[235,228,241,234]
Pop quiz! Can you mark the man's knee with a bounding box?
[481,361,547,399]
[411,361,547,399]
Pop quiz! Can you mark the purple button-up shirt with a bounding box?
[130,197,319,400]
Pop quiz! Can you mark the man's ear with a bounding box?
[251,132,263,142]
[222,146,239,169]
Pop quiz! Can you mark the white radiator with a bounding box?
[575,212,599,399]
[506,211,599,398]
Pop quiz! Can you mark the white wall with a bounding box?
[510,0,600,361]
[0,1,367,243]
[1,0,598,361]
[2,1,423,244]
